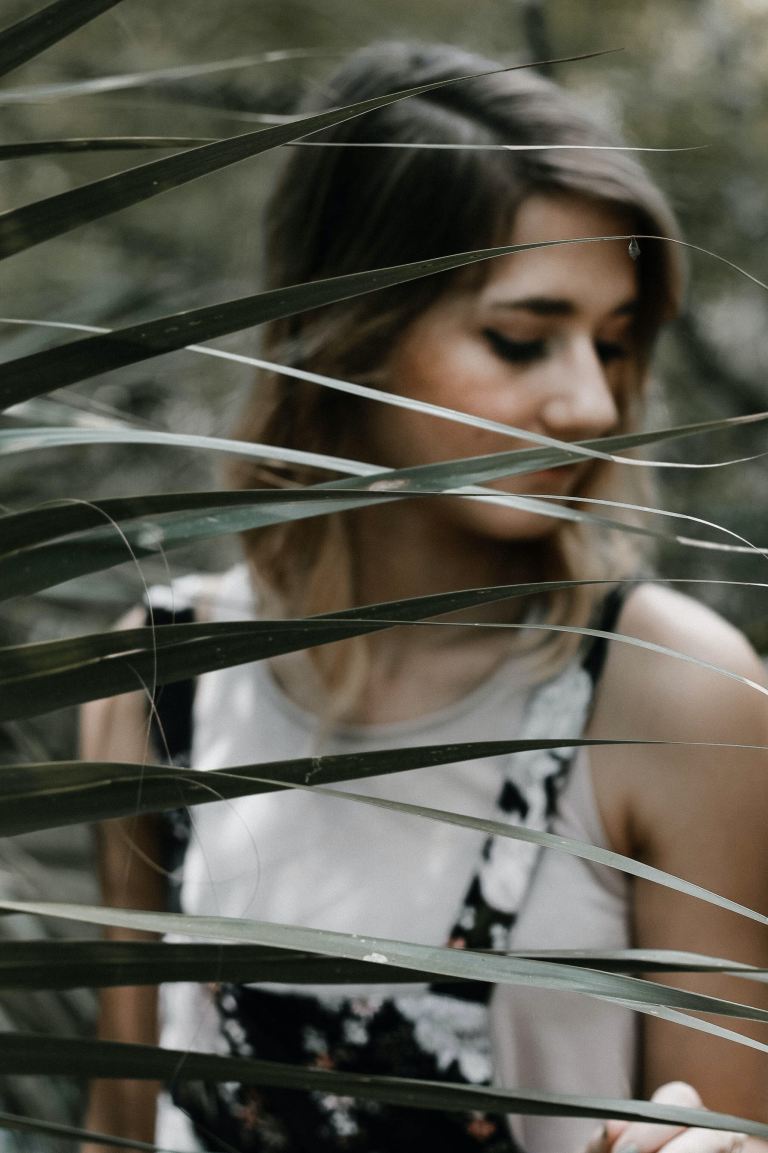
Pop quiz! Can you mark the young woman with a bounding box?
[82,41,768,1153]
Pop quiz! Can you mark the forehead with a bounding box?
[478,193,638,315]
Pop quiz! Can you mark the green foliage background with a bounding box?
[0,1,766,1149]
[2,0,767,642]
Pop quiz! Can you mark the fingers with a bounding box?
[582,1081,745,1153]
[649,1130,747,1153]
[605,1119,631,1147]
[584,1123,617,1153]
[607,1081,703,1153]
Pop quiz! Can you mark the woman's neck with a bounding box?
[351,498,539,617]
[269,500,548,724]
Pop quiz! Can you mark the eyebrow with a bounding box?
[490,297,638,317]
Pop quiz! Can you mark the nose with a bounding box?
[539,337,620,441]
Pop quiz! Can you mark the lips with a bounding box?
[525,464,581,486]
[495,462,586,494]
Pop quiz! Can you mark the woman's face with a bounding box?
[364,193,640,542]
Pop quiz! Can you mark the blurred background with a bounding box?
[2,0,768,654]
[0,0,766,1142]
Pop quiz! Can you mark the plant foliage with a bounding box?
[0,2,766,1151]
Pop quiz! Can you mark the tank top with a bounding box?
[149,566,635,1153]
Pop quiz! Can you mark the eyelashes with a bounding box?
[483,329,546,364]
[482,328,630,366]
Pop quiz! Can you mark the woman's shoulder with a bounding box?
[143,564,251,623]
[615,580,751,650]
[79,565,255,761]
[594,581,766,742]
[587,581,768,861]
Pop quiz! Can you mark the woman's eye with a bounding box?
[483,329,631,367]
[596,341,630,365]
[482,329,546,364]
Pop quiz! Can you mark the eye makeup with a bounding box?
[482,328,631,367]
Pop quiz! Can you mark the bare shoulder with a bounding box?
[591,581,767,743]
[618,580,755,657]
[79,579,216,763]
[79,606,150,763]
[587,583,768,860]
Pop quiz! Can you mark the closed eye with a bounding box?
[596,341,630,365]
[484,329,630,367]
[483,329,545,364]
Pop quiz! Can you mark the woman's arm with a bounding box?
[583,590,761,1148]
[587,585,768,1152]
[80,609,168,1153]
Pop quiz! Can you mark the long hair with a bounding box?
[227,41,685,703]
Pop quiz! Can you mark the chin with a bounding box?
[464,505,566,544]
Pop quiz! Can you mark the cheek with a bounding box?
[388,340,476,405]
[371,343,482,462]
[364,407,491,469]
[375,326,546,467]
[388,344,524,433]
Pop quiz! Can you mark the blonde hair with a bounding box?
[227,41,685,705]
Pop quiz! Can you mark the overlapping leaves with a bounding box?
[2,5,766,1147]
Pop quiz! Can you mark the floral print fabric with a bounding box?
[149,593,619,1153]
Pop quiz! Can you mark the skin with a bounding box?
[81,194,768,1152]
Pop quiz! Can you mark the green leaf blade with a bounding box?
[3,1034,767,1141]
[0,0,123,80]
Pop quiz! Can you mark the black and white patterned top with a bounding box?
[147,584,623,1153]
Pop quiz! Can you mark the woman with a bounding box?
[82,41,768,1153]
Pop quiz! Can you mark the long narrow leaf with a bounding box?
[293,141,704,153]
[2,409,766,603]
[0,1111,162,1153]
[2,737,767,925]
[252,768,768,927]
[11,315,764,474]
[168,343,768,473]
[0,235,635,406]
[3,229,767,407]
[5,355,767,475]
[0,489,762,605]
[0,426,373,479]
[0,135,213,159]
[3,1035,766,1141]
[0,736,665,832]
[0,50,611,266]
[0,47,336,102]
[0,0,122,79]
[0,940,763,990]
[0,480,758,559]
[2,583,766,719]
[3,314,766,473]
[0,489,757,602]
[0,899,766,1047]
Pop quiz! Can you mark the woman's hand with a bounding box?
[582,1082,748,1153]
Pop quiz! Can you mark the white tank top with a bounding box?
[155,565,635,1153]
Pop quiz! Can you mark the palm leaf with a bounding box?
[0,736,654,832]
[0,939,764,989]
[0,493,745,602]
[0,47,337,102]
[2,410,765,603]
[5,564,765,710]
[0,235,633,406]
[3,1037,767,1143]
[1,898,767,1048]
[2,580,766,719]
[0,50,613,264]
[2,739,766,925]
[0,1111,160,1153]
[0,0,123,80]
[0,136,213,159]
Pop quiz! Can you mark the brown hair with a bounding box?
[228,41,685,699]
